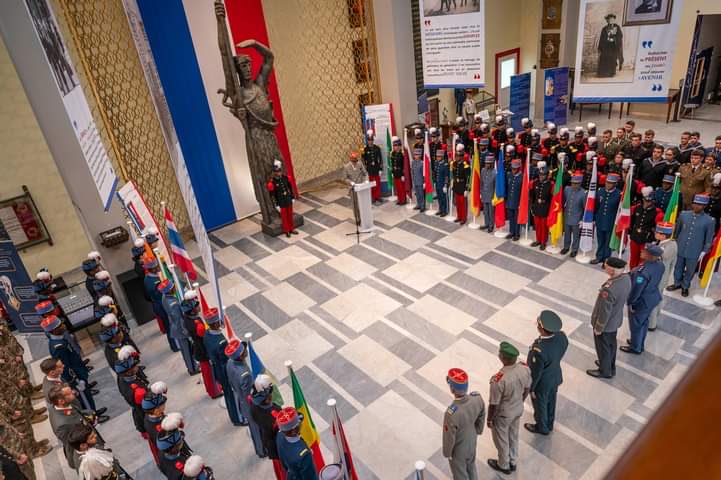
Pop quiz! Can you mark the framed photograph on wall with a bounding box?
[0,186,51,249]
[542,0,563,30]
[540,33,561,69]
[623,0,673,26]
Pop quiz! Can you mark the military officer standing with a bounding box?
[250,375,285,480]
[275,407,318,480]
[487,342,531,475]
[363,129,383,204]
[434,143,450,217]
[390,136,407,205]
[481,155,496,233]
[649,222,677,331]
[267,160,298,237]
[587,257,632,378]
[81,258,100,302]
[506,159,523,241]
[455,117,472,153]
[622,245,664,355]
[525,311,568,436]
[143,257,176,351]
[429,127,442,175]
[592,173,622,265]
[530,161,553,249]
[560,173,586,257]
[452,144,470,224]
[98,313,138,371]
[654,174,681,213]
[541,122,559,154]
[442,368,485,480]
[627,187,663,269]
[159,279,199,376]
[113,345,148,436]
[412,129,426,212]
[667,194,715,297]
[225,339,264,457]
[181,290,221,399]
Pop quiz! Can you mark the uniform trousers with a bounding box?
[414,184,426,210]
[152,303,178,352]
[595,229,613,262]
[449,453,478,480]
[491,415,520,469]
[674,255,701,289]
[369,175,381,201]
[436,187,448,215]
[176,338,199,375]
[629,239,645,269]
[483,202,494,230]
[455,194,467,223]
[533,216,548,244]
[628,308,651,353]
[531,386,557,434]
[279,206,294,234]
[649,295,666,330]
[563,223,581,252]
[507,208,519,237]
[199,360,223,398]
[393,178,406,204]
[593,331,617,376]
[75,381,97,411]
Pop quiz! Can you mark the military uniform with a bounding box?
[562,184,587,255]
[203,324,242,426]
[654,184,680,213]
[160,284,198,375]
[116,371,148,434]
[390,146,407,205]
[590,264,632,378]
[649,235,677,330]
[706,193,721,233]
[143,269,176,351]
[622,144,646,168]
[275,407,318,480]
[594,183,621,263]
[225,340,264,457]
[362,142,383,202]
[250,392,284,479]
[480,159,496,232]
[679,163,712,210]
[181,298,221,399]
[505,167,523,239]
[452,154,470,224]
[530,175,553,247]
[625,252,664,354]
[434,146,450,217]
[267,173,296,235]
[628,203,662,269]
[671,207,715,291]
[411,141,426,211]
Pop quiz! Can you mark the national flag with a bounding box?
[288,365,325,472]
[247,341,284,406]
[386,127,393,194]
[164,205,197,281]
[403,129,413,200]
[329,399,358,480]
[423,132,434,205]
[517,148,531,225]
[492,145,506,228]
[663,173,681,224]
[547,155,565,246]
[469,139,482,218]
[610,165,635,252]
[579,156,598,254]
[700,230,721,289]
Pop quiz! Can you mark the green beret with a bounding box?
[538,310,562,333]
[499,341,519,358]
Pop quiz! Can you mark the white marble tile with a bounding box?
[255,245,321,280]
[321,283,402,332]
[559,365,635,424]
[319,202,354,221]
[579,428,636,480]
[292,199,315,214]
[408,294,478,335]
[338,335,411,386]
[217,271,258,304]
[279,229,309,244]
[312,187,348,203]
[638,328,684,361]
[418,338,502,393]
[313,221,364,251]
[465,260,531,294]
[484,296,583,346]
[184,239,201,259]
[373,204,415,226]
[214,245,252,270]
[434,226,505,260]
[262,281,315,317]
[538,261,609,306]
[344,390,439,479]
[325,252,377,281]
[212,219,260,244]
[643,363,687,410]
[253,319,333,379]
[379,227,430,250]
[383,252,457,292]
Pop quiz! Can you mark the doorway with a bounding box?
[682,14,721,121]
[495,48,520,109]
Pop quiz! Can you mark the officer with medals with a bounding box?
[487,342,531,475]
[452,144,470,224]
[491,115,508,152]
[275,407,318,480]
[411,129,426,212]
[390,136,407,205]
[429,127,442,175]
[628,187,663,269]
[434,143,450,217]
[525,311,568,436]
[621,245,665,355]
[592,173,622,265]
[442,368,485,480]
[481,154,496,233]
[549,128,573,173]
[267,160,298,237]
[541,122,559,154]
[506,158,524,241]
[362,129,383,204]
[530,161,553,249]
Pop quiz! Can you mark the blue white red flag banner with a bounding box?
[573,0,683,103]
[419,0,485,88]
[0,220,41,333]
[163,205,197,281]
[362,104,394,193]
[579,156,598,254]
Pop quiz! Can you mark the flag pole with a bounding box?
[424,131,438,216]
[127,221,138,242]
[446,133,459,222]
[386,126,397,203]
[414,461,426,480]
[494,143,509,238]
[404,128,415,211]
[325,398,350,480]
[469,138,481,230]
[693,256,718,307]
[519,147,534,246]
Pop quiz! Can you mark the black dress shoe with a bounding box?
[540,244,546,250]
[586,369,612,379]
[435,211,442,216]
[510,464,517,472]
[413,206,420,210]
[666,284,681,291]
[487,459,511,475]
[593,361,615,376]
[439,213,447,217]
[523,423,549,435]
[512,236,520,241]
[620,345,642,354]
[95,407,107,416]
[590,258,601,264]
[87,381,98,389]
[681,288,689,297]
[89,389,99,395]
[530,241,540,247]
[97,415,110,424]
[291,230,299,235]
[647,327,656,331]
[560,248,569,255]
[189,370,201,376]
[505,233,514,239]
[715,299,721,307]
[286,232,291,238]
[570,251,577,258]
[83,359,91,365]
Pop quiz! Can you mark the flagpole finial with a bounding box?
[192,282,199,289]
[415,461,426,470]
[284,360,293,368]
[244,332,253,340]
[161,201,166,206]
[327,398,336,407]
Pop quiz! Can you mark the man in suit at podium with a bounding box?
[344,151,369,225]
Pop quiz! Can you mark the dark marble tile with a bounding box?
[427,243,476,266]
[213,258,231,279]
[294,365,358,422]
[427,282,500,320]
[386,308,456,351]
[363,277,415,306]
[656,313,703,345]
[304,236,342,258]
[208,233,228,248]
[496,241,566,270]
[225,304,267,340]
[245,262,280,286]
[307,263,356,292]
[521,288,591,324]
[403,370,451,407]
[412,211,463,233]
[521,424,598,479]
[285,271,335,304]
[298,219,324,236]
[390,378,443,424]
[24,333,51,362]
[481,251,548,282]
[295,241,331,262]
[241,293,291,329]
[250,231,288,252]
[616,413,644,433]
[527,283,594,311]
[662,296,717,325]
[427,448,452,479]
[131,461,162,480]
[304,209,342,228]
[555,393,622,449]
[396,219,446,242]
[363,236,414,260]
[314,350,385,407]
[346,244,396,270]
[309,306,359,341]
[333,196,353,208]
[301,192,329,205]
[460,329,509,357]
[232,237,272,261]
[233,265,266,291]
[371,272,422,300]
[444,271,516,307]
[389,336,436,369]
[89,367,131,420]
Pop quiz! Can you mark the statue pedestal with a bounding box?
[261,213,305,237]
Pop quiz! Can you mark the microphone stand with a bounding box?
[345,184,372,244]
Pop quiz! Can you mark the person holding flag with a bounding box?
[158,279,199,376]
[578,156,599,259]
[481,154,496,233]
[434,143,450,217]
[142,257,176,350]
[591,174,622,265]
[547,153,566,250]
[411,129,426,212]
[529,162,553,249]
[362,130,383,204]
[627,187,663,269]
[163,203,197,281]
[469,138,483,224]
[275,406,319,480]
[181,290,222,398]
[493,146,507,232]
[225,339,265,458]
[452,144,470,224]
[653,175,681,218]
[249,374,286,479]
[390,136,407,205]
[286,361,324,475]
[506,158,524,241]
[423,131,435,212]
[609,164,635,257]
[560,172,587,257]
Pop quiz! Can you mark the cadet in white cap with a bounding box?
[628,186,662,269]
[363,129,383,203]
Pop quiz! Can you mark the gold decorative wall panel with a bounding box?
[51,0,190,235]
[262,0,380,185]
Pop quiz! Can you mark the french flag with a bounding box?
[164,205,197,281]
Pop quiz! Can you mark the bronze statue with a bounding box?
[214,0,301,235]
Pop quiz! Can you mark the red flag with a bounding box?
[329,401,358,480]
[517,149,531,225]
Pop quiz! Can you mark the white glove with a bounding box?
[443,186,448,193]
[699,251,707,262]
[275,206,280,212]
[464,190,468,197]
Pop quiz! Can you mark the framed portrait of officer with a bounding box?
[623,0,673,26]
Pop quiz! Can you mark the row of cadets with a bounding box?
[181,289,223,399]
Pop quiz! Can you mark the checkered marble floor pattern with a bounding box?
[24,185,721,479]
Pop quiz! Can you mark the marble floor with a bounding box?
[21,184,721,479]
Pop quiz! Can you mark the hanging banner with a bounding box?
[573,0,684,103]
[362,103,394,193]
[544,67,569,126]
[419,0,485,88]
[509,73,532,132]
[0,220,41,333]
[24,0,118,211]
[681,14,703,108]
[116,181,171,262]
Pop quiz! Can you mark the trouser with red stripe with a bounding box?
[147,437,160,465]
[629,239,644,269]
[370,175,381,201]
[455,194,467,223]
[534,215,549,245]
[155,316,166,334]
[280,206,294,234]
[200,360,222,398]
[393,178,406,204]
[272,459,287,480]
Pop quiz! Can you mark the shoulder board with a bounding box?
[519,361,528,366]
[447,404,458,415]
[299,448,309,457]
[241,371,250,377]
[532,346,542,352]
[469,391,480,396]
[491,372,504,383]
